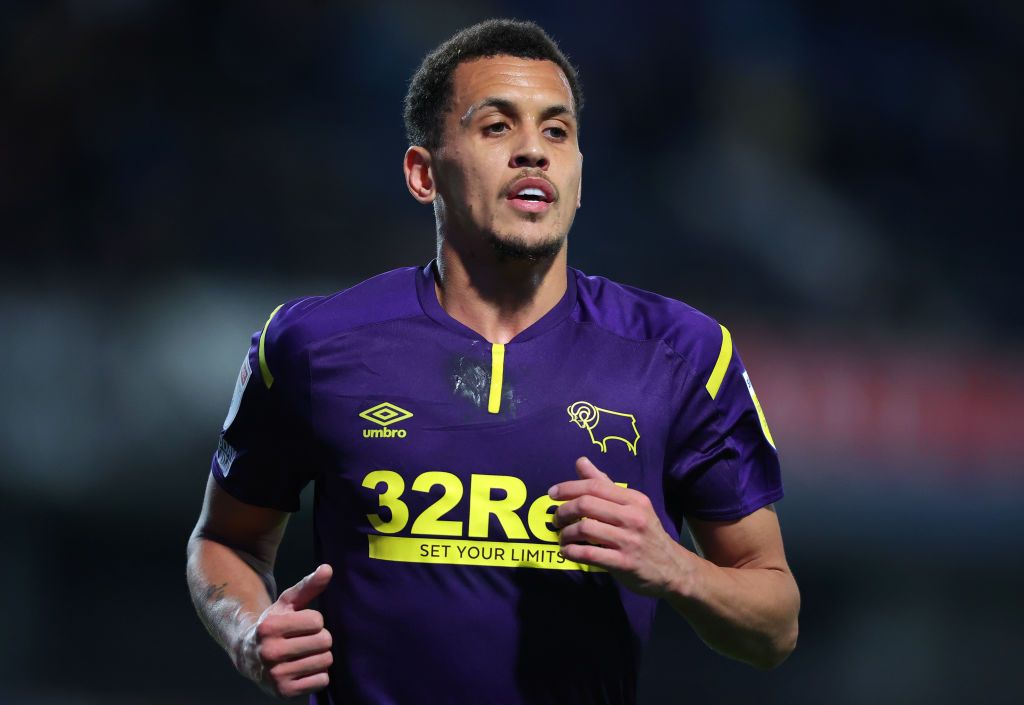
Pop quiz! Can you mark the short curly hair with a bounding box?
[403,19,583,150]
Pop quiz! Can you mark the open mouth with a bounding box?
[506,177,555,213]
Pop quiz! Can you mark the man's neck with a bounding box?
[434,240,568,344]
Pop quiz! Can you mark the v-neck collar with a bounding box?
[415,259,578,344]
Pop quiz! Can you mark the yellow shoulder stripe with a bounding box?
[705,324,732,400]
[259,304,284,389]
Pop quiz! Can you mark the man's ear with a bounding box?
[576,151,583,208]
[404,146,436,204]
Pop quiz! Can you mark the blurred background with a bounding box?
[2,1,1022,703]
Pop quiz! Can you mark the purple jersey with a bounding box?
[211,261,782,705]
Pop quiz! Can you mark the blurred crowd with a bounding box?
[3,1,1020,336]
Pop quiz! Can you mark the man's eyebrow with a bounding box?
[460,97,576,125]
[539,104,574,122]
[460,97,515,124]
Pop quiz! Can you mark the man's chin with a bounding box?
[486,230,566,263]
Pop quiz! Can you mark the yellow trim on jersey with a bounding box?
[259,304,284,389]
[705,324,732,399]
[751,388,776,449]
[488,343,505,414]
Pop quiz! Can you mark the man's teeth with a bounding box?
[517,187,546,199]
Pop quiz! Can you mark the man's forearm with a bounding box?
[186,534,276,669]
[664,546,800,669]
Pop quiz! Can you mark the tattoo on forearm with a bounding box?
[204,581,229,603]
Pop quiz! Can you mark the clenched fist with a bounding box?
[550,458,693,599]
[238,564,334,698]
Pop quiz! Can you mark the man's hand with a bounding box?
[237,564,334,698]
[550,457,695,598]
[551,457,799,669]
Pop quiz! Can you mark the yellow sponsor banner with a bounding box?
[367,535,605,572]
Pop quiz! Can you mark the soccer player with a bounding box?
[187,19,799,704]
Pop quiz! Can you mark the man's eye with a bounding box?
[544,126,568,139]
[485,123,509,134]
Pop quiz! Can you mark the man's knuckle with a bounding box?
[625,510,645,531]
[272,659,296,676]
[258,642,279,664]
[255,620,275,640]
[292,610,316,628]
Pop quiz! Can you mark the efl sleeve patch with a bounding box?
[222,353,252,432]
[742,369,776,449]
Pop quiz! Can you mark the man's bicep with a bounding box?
[685,505,791,573]
[191,473,290,571]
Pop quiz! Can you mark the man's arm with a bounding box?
[186,475,334,697]
[668,505,799,669]
[550,457,799,670]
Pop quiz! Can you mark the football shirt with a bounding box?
[211,260,783,705]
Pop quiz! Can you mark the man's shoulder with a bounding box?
[260,266,423,371]
[571,268,728,371]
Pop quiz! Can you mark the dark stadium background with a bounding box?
[2,2,1022,703]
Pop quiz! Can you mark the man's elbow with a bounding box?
[753,621,798,670]
[753,583,800,670]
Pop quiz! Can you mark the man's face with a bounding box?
[432,55,582,259]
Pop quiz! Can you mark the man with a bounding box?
[187,18,799,705]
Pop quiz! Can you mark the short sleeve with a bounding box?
[664,325,783,522]
[210,304,316,512]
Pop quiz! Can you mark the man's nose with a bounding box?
[510,131,549,170]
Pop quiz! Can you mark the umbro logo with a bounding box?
[360,402,413,439]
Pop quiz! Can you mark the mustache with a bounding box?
[499,170,559,201]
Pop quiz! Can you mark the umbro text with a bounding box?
[363,428,408,439]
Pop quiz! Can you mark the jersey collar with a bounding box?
[416,259,578,344]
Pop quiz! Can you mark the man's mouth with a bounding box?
[506,177,555,213]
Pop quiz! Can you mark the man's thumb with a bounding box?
[278,563,333,610]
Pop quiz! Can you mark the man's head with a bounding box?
[404,20,583,152]
[403,20,584,262]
